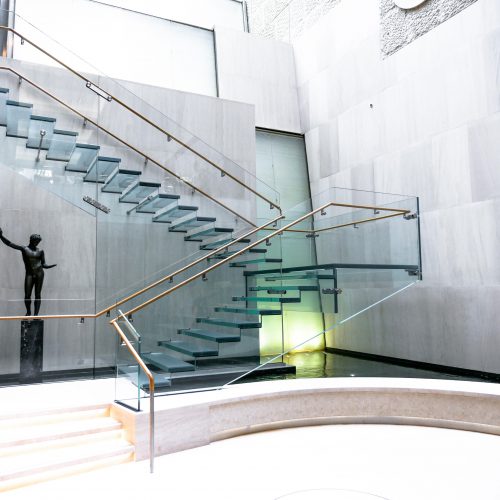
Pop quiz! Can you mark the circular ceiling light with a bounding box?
[394,0,428,9]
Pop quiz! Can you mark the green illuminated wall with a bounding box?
[255,130,325,355]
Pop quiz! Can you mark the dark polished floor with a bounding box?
[256,350,494,383]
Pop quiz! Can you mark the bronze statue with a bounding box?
[0,228,56,316]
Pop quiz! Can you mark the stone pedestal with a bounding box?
[20,320,44,383]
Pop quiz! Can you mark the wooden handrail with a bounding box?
[0,26,282,213]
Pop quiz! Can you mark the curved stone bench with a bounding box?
[112,378,500,460]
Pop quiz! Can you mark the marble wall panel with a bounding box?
[295,0,500,372]
[418,200,500,287]
[215,27,301,133]
[468,111,500,203]
[331,284,500,374]
[374,125,472,213]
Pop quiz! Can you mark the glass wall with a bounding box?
[255,130,323,354]
[13,0,218,96]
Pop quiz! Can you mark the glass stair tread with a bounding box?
[199,237,250,251]
[178,328,241,343]
[118,365,171,389]
[184,226,233,242]
[207,247,267,261]
[84,156,121,183]
[152,203,198,223]
[0,88,8,126]
[230,258,282,267]
[101,168,141,194]
[157,340,219,358]
[46,129,78,161]
[135,193,180,213]
[26,115,56,150]
[142,352,195,373]
[250,285,319,292]
[214,305,282,315]
[261,273,332,280]
[119,180,161,203]
[6,100,33,138]
[65,143,100,173]
[169,215,216,233]
[232,295,301,303]
[196,317,261,329]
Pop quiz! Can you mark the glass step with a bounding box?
[84,156,121,183]
[118,365,171,390]
[152,203,198,223]
[142,352,195,373]
[249,285,319,292]
[208,250,240,261]
[178,328,241,343]
[207,247,267,261]
[259,272,332,281]
[168,215,216,232]
[196,317,261,329]
[232,295,301,303]
[199,236,250,251]
[214,305,282,315]
[157,340,219,358]
[6,100,33,138]
[230,258,282,268]
[101,168,141,194]
[65,143,100,173]
[119,180,161,203]
[46,129,78,161]
[184,225,233,242]
[0,87,9,126]
[135,193,180,213]
[26,115,56,150]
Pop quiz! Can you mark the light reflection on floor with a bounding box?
[258,351,490,383]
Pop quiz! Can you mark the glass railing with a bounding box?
[111,187,420,402]
[0,54,271,324]
[114,310,165,412]
[0,11,280,221]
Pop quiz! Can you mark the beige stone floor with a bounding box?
[2,377,500,499]
[2,422,500,500]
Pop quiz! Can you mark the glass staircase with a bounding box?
[113,188,421,406]
[0,18,421,405]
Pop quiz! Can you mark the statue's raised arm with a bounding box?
[0,228,24,251]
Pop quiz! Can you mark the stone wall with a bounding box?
[294,0,500,373]
[381,0,480,56]
[246,0,341,42]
